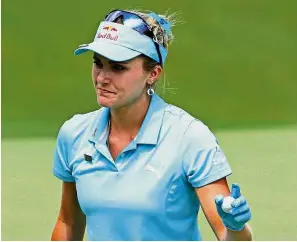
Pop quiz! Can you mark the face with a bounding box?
[92,53,152,108]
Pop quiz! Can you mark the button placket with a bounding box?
[115,152,126,171]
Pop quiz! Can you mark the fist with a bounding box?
[214,183,251,231]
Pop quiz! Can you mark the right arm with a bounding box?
[51,182,86,241]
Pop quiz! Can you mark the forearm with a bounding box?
[222,224,252,241]
[51,218,86,241]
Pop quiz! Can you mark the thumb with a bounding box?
[230,183,241,199]
[214,195,225,216]
[214,194,224,206]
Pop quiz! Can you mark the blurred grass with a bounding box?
[2,0,297,240]
[2,0,297,138]
[2,126,297,240]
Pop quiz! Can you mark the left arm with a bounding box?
[195,178,252,241]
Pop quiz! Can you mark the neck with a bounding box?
[109,93,151,137]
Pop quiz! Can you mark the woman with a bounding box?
[51,9,252,241]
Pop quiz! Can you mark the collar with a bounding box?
[135,94,167,145]
[88,107,110,144]
[88,94,167,146]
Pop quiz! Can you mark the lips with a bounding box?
[98,88,116,94]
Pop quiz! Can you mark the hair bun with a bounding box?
[148,12,172,35]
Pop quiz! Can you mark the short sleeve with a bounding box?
[182,120,232,188]
[52,121,75,182]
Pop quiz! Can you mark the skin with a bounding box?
[51,54,252,241]
[195,178,252,241]
[92,53,162,159]
[51,182,86,241]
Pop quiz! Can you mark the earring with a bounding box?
[147,83,155,96]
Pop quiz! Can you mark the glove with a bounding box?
[215,183,251,231]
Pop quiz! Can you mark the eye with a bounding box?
[112,64,127,72]
[93,59,103,68]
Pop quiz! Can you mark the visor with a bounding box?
[74,10,170,66]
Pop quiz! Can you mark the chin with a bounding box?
[97,96,117,108]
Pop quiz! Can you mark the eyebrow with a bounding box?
[109,60,129,65]
[93,54,129,65]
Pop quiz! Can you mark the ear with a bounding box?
[147,65,163,84]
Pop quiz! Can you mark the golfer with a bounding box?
[51,9,252,241]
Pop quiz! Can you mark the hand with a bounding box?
[215,183,251,231]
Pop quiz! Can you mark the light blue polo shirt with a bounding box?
[53,94,232,241]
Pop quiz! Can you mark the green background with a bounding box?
[2,0,297,240]
[2,0,297,137]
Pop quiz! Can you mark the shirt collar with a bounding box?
[135,94,167,145]
[88,107,110,144]
[88,94,167,145]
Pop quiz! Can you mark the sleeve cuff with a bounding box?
[53,168,75,182]
[191,167,232,188]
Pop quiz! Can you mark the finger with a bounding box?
[214,195,224,206]
[230,203,249,216]
[234,211,251,223]
[231,183,241,199]
[231,196,246,208]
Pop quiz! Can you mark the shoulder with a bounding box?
[62,109,101,130]
[184,119,217,148]
[57,109,103,142]
[162,104,195,128]
[164,103,217,148]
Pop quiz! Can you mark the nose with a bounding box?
[96,68,111,84]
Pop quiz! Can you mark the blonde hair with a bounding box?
[121,9,182,96]
[125,9,181,49]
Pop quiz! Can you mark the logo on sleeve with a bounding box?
[212,147,227,166]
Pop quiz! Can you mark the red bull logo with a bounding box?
[103,26,111,30]
[102,25,118,32]
[97,25,119,41]
[97,33,119,41]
